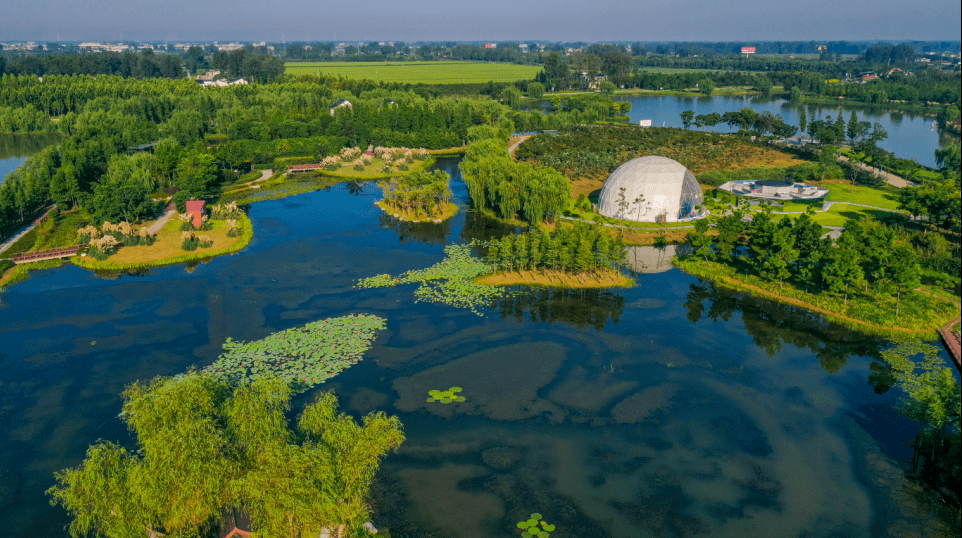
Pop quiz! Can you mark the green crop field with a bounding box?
[285,61,542,84]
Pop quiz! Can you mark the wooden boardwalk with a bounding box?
[10,245,81,264]
[938,318,962,374]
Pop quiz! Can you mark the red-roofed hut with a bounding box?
[185,200,206,228]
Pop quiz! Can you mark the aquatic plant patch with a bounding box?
[204,314,387,391]
[517,513,556,538]
[426,387,465,404]
[356,244,502,315]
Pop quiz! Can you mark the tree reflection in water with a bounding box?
[379,212,450,246]
[684,279,889,386]
[495,287,625,331]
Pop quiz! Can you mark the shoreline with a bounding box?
[674,256,958,338]
[375,200,459,223]
[476,268,634,289]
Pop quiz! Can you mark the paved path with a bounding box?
[147,209,176,235]
[768,201,902,215]
[508,135,533,158]
[0,207,52,255]
[836,155,914,188]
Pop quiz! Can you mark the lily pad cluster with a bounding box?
[203,314,386,391]
[426,387,466,404]
[517,513,555,538]
[356,244,502,315]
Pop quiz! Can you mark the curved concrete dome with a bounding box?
[597,156,704,222]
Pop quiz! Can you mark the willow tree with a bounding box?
[48,373,404,538]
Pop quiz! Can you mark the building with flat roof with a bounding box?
[718,179,829,202]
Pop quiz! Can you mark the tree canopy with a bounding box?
[48,373,404,538]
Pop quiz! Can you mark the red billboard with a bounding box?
[741,47,756,54]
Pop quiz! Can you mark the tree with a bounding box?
[798,109,807,138]
[527,81,545,99]
[689,218,713,261]
[702,112,721,132]
[789,86,802,102]
[679,110,694,130]
[86,153,156,223]
[48,373,405,538]
[599,81,616,96]
[754,76,773,95]
[822,238,865,306]
[699,78,715,96]
[176,151,219,195]
[888,245,920,318]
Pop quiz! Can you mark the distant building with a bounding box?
[718,179,829,202]
[330,99,353,115]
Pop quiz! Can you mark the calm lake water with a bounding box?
[613,95,956,169]
[0,134,60,185]
[0,158,952,537]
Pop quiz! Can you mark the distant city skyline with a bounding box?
[2,0,960,43]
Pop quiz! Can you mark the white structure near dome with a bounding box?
[597,156,705,223]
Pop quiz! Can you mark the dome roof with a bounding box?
[597,156,703,223]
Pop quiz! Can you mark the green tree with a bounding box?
[176,151,219,195]
[699,78,715,96]
[822,240,864,306]
[689,218,713,261]
[86,153,156,223]
[48,373,404,538]
[599,81,616,96]
[888,245,920,318]
[679,110,695,130]
[798,108,807,138]
[527,81,546,99]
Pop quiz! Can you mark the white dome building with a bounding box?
[597,156,705,223]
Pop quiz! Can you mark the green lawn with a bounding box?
[823,183,901,210]
[770,204,898,227]
[285,61,542,84]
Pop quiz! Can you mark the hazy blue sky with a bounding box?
[3,0,960,43]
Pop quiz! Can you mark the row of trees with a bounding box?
[485,223,627,278]
[679,108,798,138]
[460,134,570,224]
[690,210,923,315]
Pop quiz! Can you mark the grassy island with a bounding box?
[375,200,458,222]
[72,213,253,271]
[477,268,633,289]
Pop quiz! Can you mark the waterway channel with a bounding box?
[0,157,954,537]
[612,94,955,169]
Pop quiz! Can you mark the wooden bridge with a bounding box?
[10,245,81,264]
[939,319,962,375]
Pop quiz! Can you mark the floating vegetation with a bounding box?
[203,314,386,391]
[426,387,466,404]
[356,244,502,315]
[516,513,556,538]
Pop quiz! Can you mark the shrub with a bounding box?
[197,234,213,248]
[0,259,14,273]
[181,231,199,251]
[178,213,194,231]
[353,164,365,171]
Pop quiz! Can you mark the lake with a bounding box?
[0,134,60,185]
[613,94,956,169]
[0,157,952,537]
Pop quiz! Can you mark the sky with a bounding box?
[2,0,960,43]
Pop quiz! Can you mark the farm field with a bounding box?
[285,61,542,84]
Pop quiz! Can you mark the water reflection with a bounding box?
[0,133,60,160]
[683,279,886,374]
[494,287,625,331]
[378,212,450,246]
[625,244,692,274]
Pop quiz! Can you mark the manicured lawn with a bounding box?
[770,204,898,227]
[823,182,901,210]
[285,61,541,84]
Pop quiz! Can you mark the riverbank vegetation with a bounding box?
[678,209,960,333]
[48,373,404,538]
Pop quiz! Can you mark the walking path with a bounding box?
[836,155,914,188]
[0,207,53,255]
[508,135,532,158]
[147,209,176,235]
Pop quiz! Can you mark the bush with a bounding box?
[181,236,199,251]
[353,164,365,171]
[0,259,14,273]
